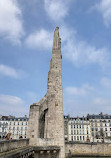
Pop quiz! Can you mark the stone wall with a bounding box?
[0,139,29,153]
[65,142,111,157]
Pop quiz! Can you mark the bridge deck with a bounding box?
[0,146,60,158]
[0,146,33,158]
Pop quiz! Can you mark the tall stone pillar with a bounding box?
[27,27,65,158]
[45,27,65,158]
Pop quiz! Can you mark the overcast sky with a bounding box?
[0,0,111,117]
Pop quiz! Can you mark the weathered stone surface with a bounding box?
[0,146,33,158]
[0,139,29,153]
[27,27,65,158]
[34,146,60,158]
[65,142,111,157]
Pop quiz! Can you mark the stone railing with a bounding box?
[0,139,29,153]
[38,138,55,146]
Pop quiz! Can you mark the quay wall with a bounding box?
[65,142,111,157]
[0,139,29,153]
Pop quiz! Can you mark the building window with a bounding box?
[71,136,73,141]
[74,136,76,141]
[77,136,79,141]
[71,130,73,134]
[83,136,84,140]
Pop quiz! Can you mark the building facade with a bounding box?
[0,115,28,140]
[87,113,111,143]
[0,116,8,139]
[8,116,28,139]
[64,113,111,143]
[68,116,91,142]
[1,113,111,143]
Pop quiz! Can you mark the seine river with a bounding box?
[72,157,109,158]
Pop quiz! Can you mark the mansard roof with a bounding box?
[87,113,111,119]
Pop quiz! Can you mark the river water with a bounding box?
[72,157,109,158]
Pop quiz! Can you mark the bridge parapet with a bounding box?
[0,138,60,158]
[33,146,60,158]
[38,138,54,146]
[0,139,29,153]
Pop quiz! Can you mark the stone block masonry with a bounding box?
[27,27,65,158]
[0,139,29,153]
[65,142,111,157]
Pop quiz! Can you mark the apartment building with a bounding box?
[1,113,111,142]
[68,116,91,142]
[0,115,28,140]
[87,113,111,143]
[0,116,8,139]
[8,116,28,139]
